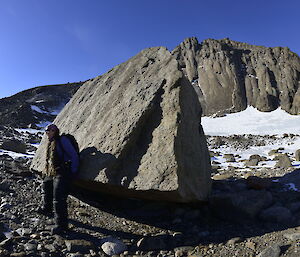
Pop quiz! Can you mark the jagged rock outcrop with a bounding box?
[172,37,300,116]
[31,47,212,202]
[0,82,84,128]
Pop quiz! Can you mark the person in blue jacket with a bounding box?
[38,124,79,235]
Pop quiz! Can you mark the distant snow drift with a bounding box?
[202,106,300,136]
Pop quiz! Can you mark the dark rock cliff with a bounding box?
[172,37,300,116]
[0,82,84,128]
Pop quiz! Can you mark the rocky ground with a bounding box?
[1,128,300,256]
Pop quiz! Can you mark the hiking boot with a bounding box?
[51,225,68,236]
[37,207,53,217]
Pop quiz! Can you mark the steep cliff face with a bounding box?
[0,82,84,128]
[172,38,300,116]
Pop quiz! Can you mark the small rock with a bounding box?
[66,253,84,257]
[212,137,225,147]
[89,249,97,256]
[174,247,194,257]
[250,154,266,161]
[30,233,40,239]
[0,238,12,248]
[15,228,32,236]
[283,232,300,241]
[65,239,94,253]
[212,173,232,180]
[226,237,242,245]
[172,232,183,237]
[223,154,235,162]
[274,153,292,169]
[136,234,174,251]
[0,249,9,256]
[101,237,127,256]
[256,244,281,257]
[10,252,27,257]
[174,249,184,257]
[245,241,256,251]
[24,242,36,251]
[245,158,259,167]
[44,244,57,252]
[268,149,281,156]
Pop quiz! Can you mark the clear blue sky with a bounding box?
[1,0,299,98]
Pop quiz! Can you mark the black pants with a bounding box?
[42,175,71,228]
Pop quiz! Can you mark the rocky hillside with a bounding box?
[0,82,85,128]
[2,129,300,256]
[172,37,300,116]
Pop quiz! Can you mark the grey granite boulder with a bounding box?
[31,47,212,202]
[274,153,292,169]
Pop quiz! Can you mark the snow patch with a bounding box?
[36,121,51,129]
[15,128,42,134]
[205,106,300,171]
[285,183,299,192]
[0,149,35,159]
[30,105,48,114]
[202,106,300,136]
[31,104,64,116]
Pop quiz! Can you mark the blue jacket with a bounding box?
[55,136,79,174]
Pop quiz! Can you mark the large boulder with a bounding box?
[31,47,212,202]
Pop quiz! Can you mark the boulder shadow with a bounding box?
[78,147,117,180]
[69,219,141,241]
[70,168,300,251]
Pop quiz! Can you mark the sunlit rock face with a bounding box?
[172,37,300,116]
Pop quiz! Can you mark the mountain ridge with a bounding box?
[1,37,299,128]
